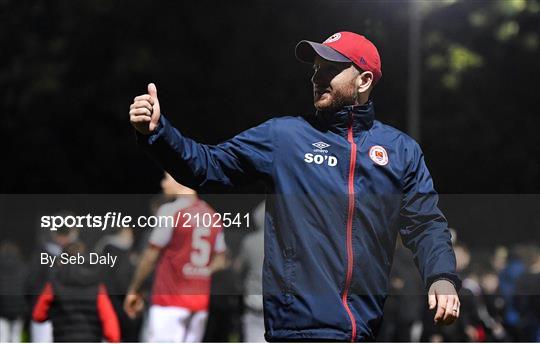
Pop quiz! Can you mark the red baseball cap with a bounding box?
[295,31,382,83]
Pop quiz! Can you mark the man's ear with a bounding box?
[355,71,374,95]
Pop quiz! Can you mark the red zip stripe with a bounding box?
[342,115,357,342]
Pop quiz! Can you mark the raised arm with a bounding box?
[130,83,274,189]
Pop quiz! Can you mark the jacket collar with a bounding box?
[315,100,375,137]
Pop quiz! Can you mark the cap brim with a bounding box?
[295,40,351,64]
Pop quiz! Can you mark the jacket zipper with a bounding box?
[342,113,357,342]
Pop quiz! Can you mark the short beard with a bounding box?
[315,88,356,117]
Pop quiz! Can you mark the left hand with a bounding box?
[123,292,145,319]
[428,279,460,325]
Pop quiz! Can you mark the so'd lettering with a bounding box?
[304,153,338,167]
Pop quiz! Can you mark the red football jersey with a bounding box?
[149,197,225,311]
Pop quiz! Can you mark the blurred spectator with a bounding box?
[455,243,471,274]
[377,237,424,342]
[514,245,540,341]
[234,202,265,342]
[499,245,528,339]
[203,262,243,342]
[95,227,142,342]
[421,243,484,342]
[32,242,120,342]
[27,212,79,342]
[491,246,509,273]
[478,268,508,341]
[0,241,28,343]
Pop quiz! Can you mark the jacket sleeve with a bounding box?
[32,282,54,322]
[97,284,121,343]
[399,142,461,291]
[136,115,274,189]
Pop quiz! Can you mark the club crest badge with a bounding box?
[369,145,389,166]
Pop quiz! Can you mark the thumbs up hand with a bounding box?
[129,83,161,135]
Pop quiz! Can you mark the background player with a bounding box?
[123,173,226,342]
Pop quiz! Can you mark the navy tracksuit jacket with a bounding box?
[137,100,460,341]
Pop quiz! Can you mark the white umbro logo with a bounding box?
[312,142,330,149]
[305,141,337,166]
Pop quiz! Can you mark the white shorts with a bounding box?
[30,320,53,343]
[0,317,24,343]
[147,305,208,342]
[242,310,266,342]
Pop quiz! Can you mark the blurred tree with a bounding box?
[1,0,539,201]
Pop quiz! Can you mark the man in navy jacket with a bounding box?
[129,31,461,341]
